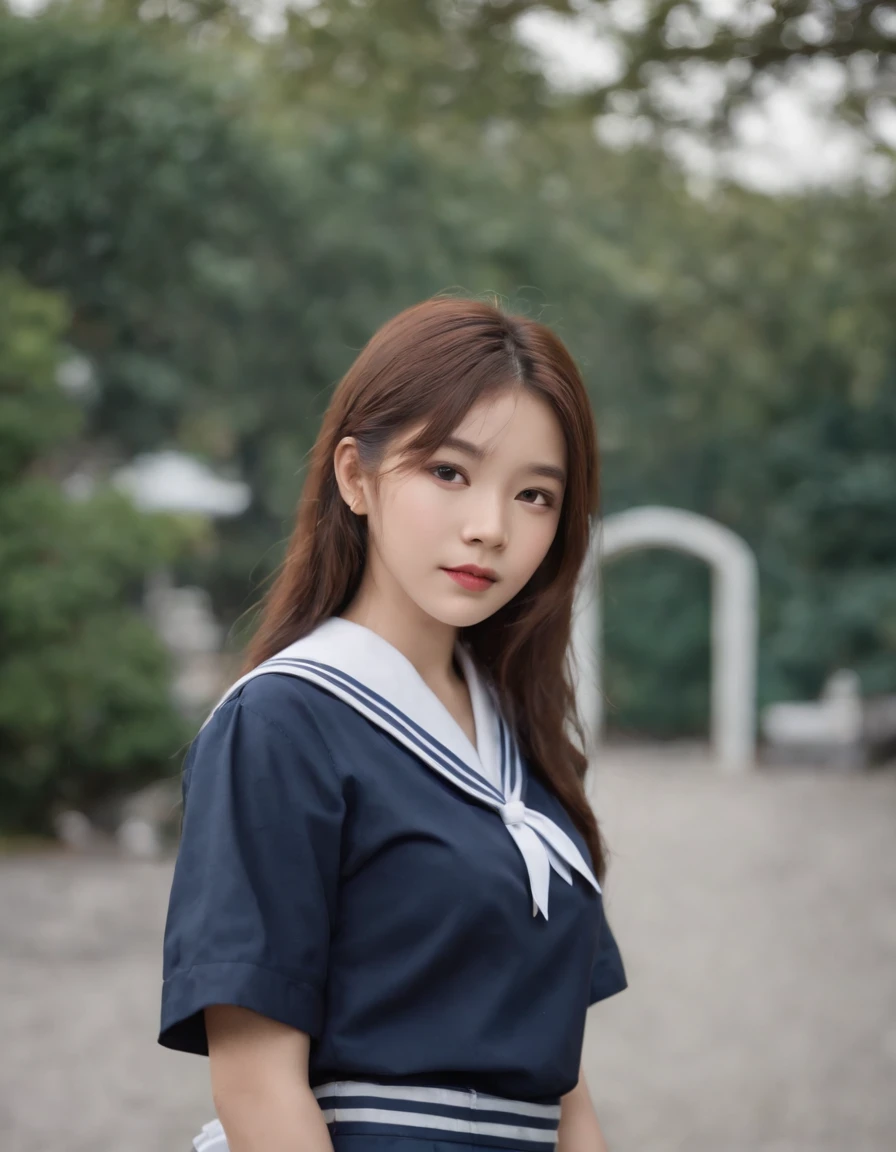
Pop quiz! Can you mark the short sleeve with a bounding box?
[588,902,628,1005]
[158,685,345,1055]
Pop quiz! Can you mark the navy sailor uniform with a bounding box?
[159,617,627,1151]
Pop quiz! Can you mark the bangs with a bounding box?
[377,362,523,477]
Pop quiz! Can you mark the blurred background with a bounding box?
[0,1,894,1150]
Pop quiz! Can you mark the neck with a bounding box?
[339,588,460,692]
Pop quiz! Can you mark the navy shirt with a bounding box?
[159,637,627,1103]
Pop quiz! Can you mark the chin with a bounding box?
[418,599,497,629]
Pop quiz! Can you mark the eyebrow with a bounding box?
[440,435,567,486]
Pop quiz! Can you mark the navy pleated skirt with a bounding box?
[333,1138,545,1152]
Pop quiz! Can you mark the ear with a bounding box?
[333,436,368,515]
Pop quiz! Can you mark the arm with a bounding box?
[557,1063,609,1152]
[206,1004,334,1152]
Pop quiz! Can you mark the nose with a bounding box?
[461,489,509,550]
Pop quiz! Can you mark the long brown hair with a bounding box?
[244,295,607,883]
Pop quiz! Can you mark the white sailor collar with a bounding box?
[202,616,600,919]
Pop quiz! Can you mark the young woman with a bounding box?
[158,296,628,1152]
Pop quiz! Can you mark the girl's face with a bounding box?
[354,389,567,630]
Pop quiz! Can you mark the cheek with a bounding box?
[400,478,445,521]
[377,477,446,551]
[513,510,560,573]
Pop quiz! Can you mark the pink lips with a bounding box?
[442,567,496,592]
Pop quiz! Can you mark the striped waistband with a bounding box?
[192,1080,562,1152]
[313,1080,561,1150]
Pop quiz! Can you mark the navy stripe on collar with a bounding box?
[261,656,506,805]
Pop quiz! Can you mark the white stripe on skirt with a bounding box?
[193,1079,562,1150]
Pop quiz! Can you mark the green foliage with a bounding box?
[584,184,896,724]
[0,270,191,832]
[583,0,896,136]
[59,0,896,137]
[1,1,894,754]
[0,10,308,454]
[0,265,74,479]
[0,10,612,625]
[602,552,712,737]
[73,0,566,128]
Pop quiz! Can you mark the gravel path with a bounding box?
[2,748,894,1152]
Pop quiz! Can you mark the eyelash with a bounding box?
[429,464,556,508]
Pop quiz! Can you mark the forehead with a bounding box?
[387,389,566,465]
[453,391,564,458]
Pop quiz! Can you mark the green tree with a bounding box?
[61,0,569,129]
[58,0,896,135]
[0,270,192,832]
[0,10,615,628]
[0,11,306,456]
[0,10,318,624]
[5,3,894,742]
[581,0,896,134]
[586,181,896,730]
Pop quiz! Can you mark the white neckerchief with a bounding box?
[202,617,600,919]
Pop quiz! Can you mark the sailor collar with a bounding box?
[202,616,600,919]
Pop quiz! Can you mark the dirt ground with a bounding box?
[2,747,894,1152]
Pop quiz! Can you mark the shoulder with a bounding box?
[187,672,347,792]
[223,671,337,741]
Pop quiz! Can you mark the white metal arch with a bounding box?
[570,506,759,773]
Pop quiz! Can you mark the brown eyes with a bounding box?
[428,466,555,508]
[519,489,553,507]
